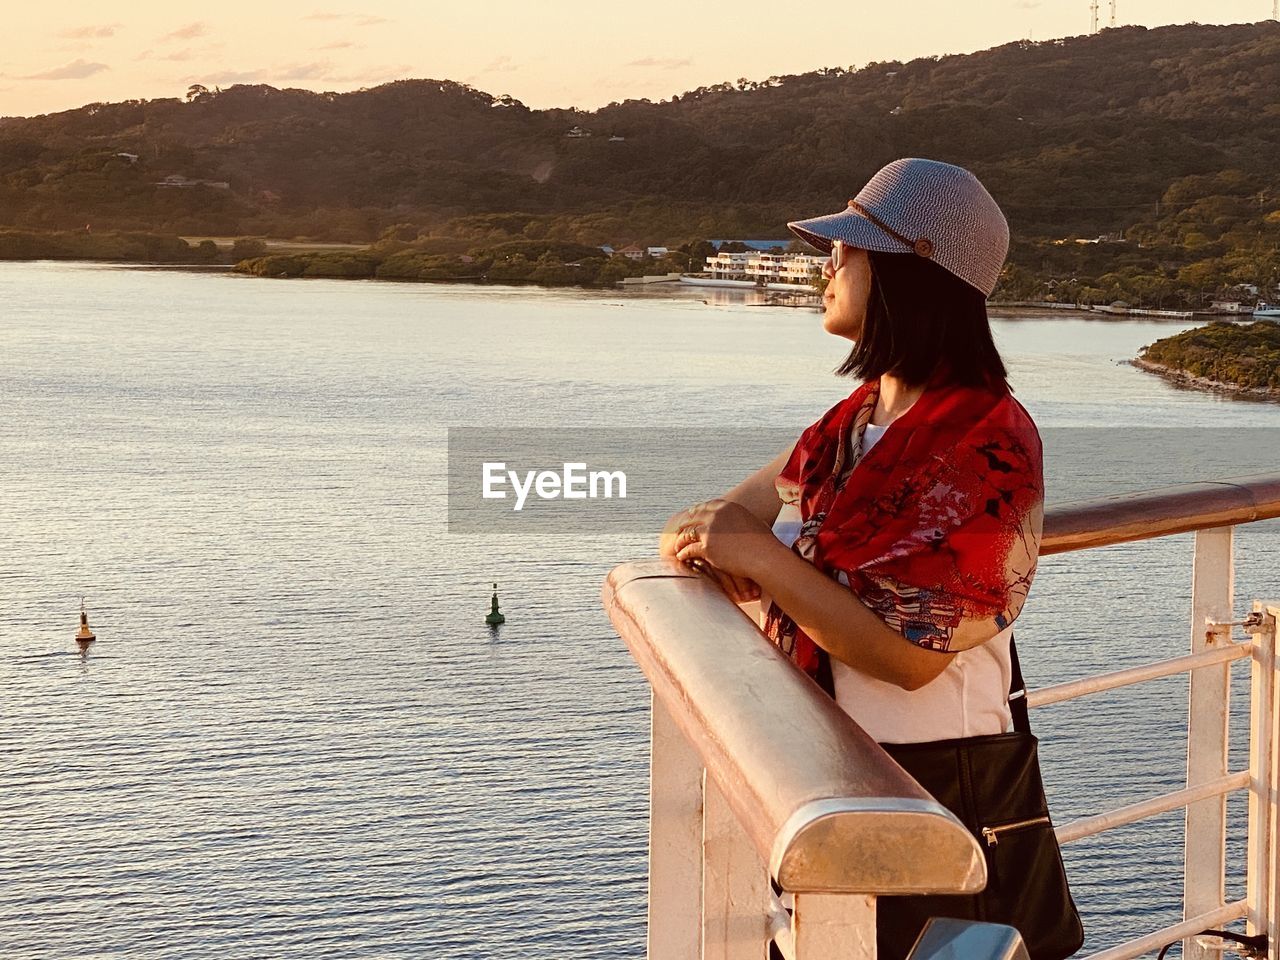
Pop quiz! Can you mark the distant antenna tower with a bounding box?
[1090,0,1099,33]
[1109,0,1117,26]
[1273,0,1278,20]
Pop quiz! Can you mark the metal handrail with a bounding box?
[607,475,1280,959]
[1042,473,1280,554]
[602,558,987,895]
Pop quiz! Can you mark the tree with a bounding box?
[229,237,267,261]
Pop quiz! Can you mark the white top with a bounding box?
[767,419,1013,744]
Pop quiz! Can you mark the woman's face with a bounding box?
[821,245,872,340]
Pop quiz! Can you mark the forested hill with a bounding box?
[2,20,1279,246]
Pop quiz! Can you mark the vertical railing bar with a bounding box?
[1267,606,1280,960]
[1246,603,1276,937]
[648,693,703,960]
[791,893,876,960]
[702,773,771,959]
[1184,525,1235,960]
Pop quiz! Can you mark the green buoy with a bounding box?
[486,583,506,625]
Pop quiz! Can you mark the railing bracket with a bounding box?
[1205,612,1270,636]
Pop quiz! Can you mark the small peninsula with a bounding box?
[1136,322,1280,398]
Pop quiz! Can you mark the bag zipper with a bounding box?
[981,815,1051,847]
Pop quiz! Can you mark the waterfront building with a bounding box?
[692,251,826,290]
[1209,300,1248,314]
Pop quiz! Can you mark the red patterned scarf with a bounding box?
[763,378,1043,677]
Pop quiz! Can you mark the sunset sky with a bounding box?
[3,0,1275,118]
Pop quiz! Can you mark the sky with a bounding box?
[2,0,1276,118]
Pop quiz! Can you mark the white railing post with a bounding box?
[791,894,876,960]
[1184,526,1234,960]
[1271,605,1280,960]
[1246,602,1277,945]
[702,775,771,959]
[650,692,704,960]
[607,561,984,960]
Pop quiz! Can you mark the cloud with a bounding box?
[304,12,389,26]
[141,47,199,62]
[138,41,225,63]
[278,60,335,80]
[23,59,110,80]
[58,23,121,39]
[1013,0,1040,7]
[317,40,360,50]
[197,67,269,84]
[187,59,410,87]
[482,56,518,73]
[195,58,395,85]
[324,63,412,83]
[625,56,693,69]
[160,22,208,42]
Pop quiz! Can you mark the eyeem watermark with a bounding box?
[448,426,1280,535]
[482,462,627,511]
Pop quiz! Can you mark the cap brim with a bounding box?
[787,208,913,256]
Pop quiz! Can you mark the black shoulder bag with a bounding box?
[821,639,1085,960]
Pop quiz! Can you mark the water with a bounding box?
[2,262,1279,958]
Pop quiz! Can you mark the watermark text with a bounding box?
[482,462,627,511]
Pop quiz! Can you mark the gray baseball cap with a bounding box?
[787,158,1010,297]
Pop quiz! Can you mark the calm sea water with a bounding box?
[3,262,1280,959]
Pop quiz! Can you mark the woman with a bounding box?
[658,158,1057,955]
[659,156,1044,748]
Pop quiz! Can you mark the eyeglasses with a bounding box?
[830,239,848,273]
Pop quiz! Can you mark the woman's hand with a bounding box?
[695,565,761,604]
[671,498,784,580]
[660,506,762,603]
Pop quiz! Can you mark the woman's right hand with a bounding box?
[659,507,761,604]
[698,566,761,604]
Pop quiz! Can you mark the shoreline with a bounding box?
[0,257,1259,324]
[1131,356,1280,402]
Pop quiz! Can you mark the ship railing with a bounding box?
[601,473,1280,960]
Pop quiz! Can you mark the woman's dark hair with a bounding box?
[836,249,1008,389]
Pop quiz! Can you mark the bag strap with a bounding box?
[1008,634,1031,735]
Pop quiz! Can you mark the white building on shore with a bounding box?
[684,251,826,291]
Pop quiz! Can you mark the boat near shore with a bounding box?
[1254,301,1280,318]
[618,272,684,285]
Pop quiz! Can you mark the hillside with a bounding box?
[1,21,1279,303]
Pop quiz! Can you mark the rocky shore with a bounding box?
[1131,357,1280,402]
